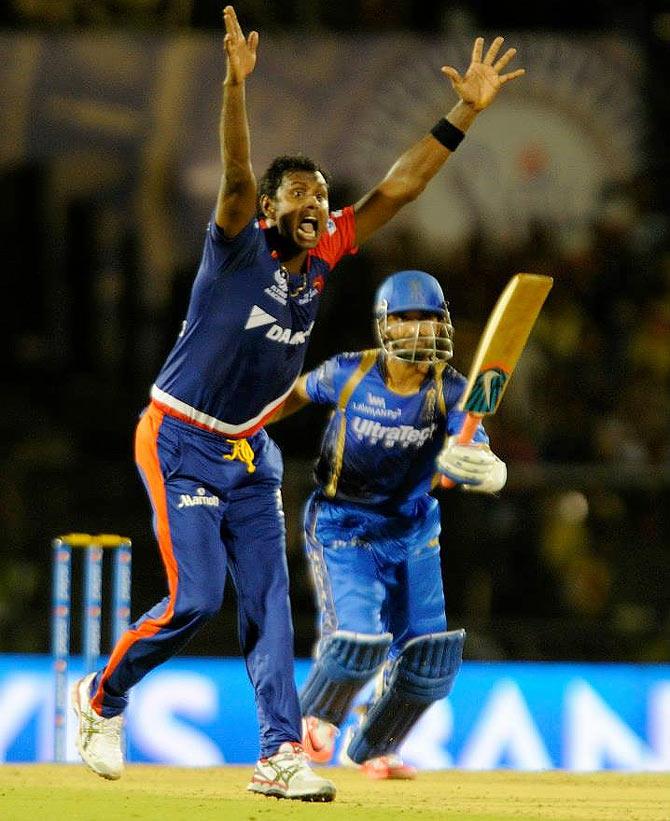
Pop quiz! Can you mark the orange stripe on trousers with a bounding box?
[91,405,179,715]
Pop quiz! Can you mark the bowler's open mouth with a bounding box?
[297,217,318,241]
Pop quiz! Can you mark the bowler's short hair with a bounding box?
[258,154,330,215]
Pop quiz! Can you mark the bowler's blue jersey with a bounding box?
[151,209,357,437]
[305,352,488,507]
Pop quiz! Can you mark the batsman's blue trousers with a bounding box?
[303,491,447,655]
[90,403,302,757]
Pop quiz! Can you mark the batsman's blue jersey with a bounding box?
[152,208,357,437]
[303,351,489,648]
[305,351,488,509]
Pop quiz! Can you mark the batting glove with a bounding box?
[436,437,507,493]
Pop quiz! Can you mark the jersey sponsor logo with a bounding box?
[244,305,314,345]
[351,416,437,448]
[266,321,315,345]
[264,268,289,305]
[350,400,402,420]
[176,486,220,509]
[245,305,277,329]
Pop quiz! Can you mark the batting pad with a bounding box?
[347,628,465,763]
[300,631,393,726]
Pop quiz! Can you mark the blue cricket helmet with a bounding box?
[374,270,448,319]
[374,270,454,363]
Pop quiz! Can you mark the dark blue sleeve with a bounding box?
[203,213,265,275]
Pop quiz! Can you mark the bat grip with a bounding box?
[439,412,482,489]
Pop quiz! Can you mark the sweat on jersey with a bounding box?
[305,351,488,508]
[151,208,357,438]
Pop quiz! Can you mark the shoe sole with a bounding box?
[247,783,335,802]
[71,677,122,781]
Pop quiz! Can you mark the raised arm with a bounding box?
[353,36,524,246]
[214,5,259,238]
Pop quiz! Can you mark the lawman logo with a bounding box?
[176,487,219,509]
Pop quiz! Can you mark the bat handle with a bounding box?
[439,412,482,489]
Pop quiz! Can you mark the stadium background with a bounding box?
[0,0,668,702]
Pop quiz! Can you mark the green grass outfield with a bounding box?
[1,766,669,821]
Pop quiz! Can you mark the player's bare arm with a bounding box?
[215,5,259,238]
[268,375,312,423]
[353,36,524,246]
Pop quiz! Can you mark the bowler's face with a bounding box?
[265,171,329,249]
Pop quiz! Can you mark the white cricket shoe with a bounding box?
[301,716,337,763]
[247,741,336,801]
[71,672,124,780]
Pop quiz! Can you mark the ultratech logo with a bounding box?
[176,487,220,509]
[351,417,437,448]
[244,305,314,346]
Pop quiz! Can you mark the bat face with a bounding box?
[459,273,553,415]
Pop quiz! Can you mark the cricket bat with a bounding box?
[440,273,553,489]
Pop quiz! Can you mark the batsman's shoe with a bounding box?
[247,742,336,801]
[301,716,337,763]
[72,673,124,780]
[361,754,417,780]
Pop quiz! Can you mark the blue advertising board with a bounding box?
[0,656,668,771]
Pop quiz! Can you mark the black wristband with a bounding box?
[430,118,465,151]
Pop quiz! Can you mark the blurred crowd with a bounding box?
[0,0,633,34]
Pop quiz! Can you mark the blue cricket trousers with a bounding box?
[90,403,302,757]
[303,491,448,656]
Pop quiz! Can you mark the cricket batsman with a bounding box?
[273,271,507,778]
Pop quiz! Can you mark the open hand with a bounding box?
[442,37,524,112]
[223,5,259,84]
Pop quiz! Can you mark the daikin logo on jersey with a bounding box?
[351,417,437,448]
[244,305,314,345]
[265,323,314,345]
